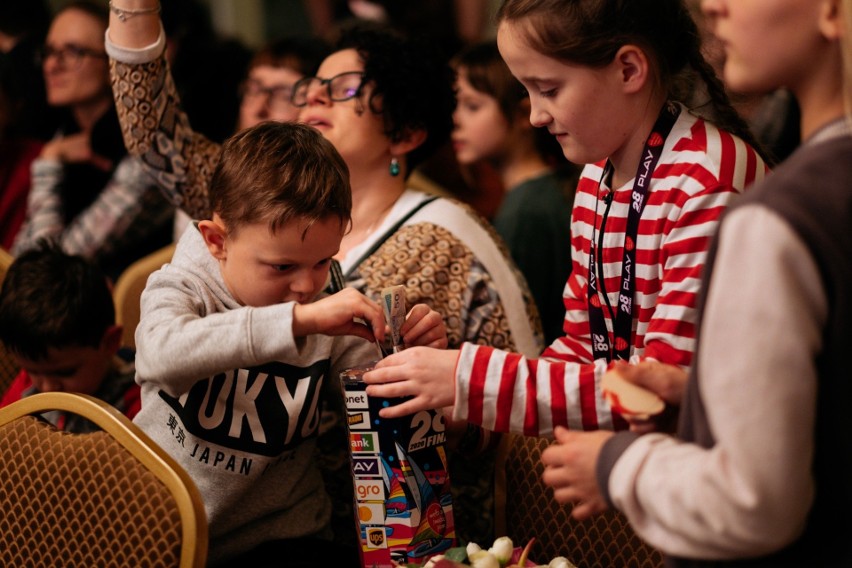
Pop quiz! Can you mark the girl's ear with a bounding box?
[198,216,229,260]
[819,0,842,40]
[613,44,651,95]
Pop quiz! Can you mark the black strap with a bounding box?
[325,195,439,293]
[588,102,680,362]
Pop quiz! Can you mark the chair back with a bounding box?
[113,242,176,348]
[0,246,18,394]
[0,392,208,567]
[495,433,664,568]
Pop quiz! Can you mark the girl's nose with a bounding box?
[529,104,550,128]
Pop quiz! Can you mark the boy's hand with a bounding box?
[363,347,459,418]
[541,426,613,520]
[400,304,448,349]
[292,288,385,343]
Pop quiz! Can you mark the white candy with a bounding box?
[466,542,482,557]
[548,556,578,568]
[469,550,501,568]
[488,536,514,564]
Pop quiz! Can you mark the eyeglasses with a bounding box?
[36,44,108,69]
[240,79,295,112]
[291,71,366,108]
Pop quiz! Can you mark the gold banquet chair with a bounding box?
[495,433,664,568]
[0,246,19,394]
[0,392,208,568]
[113,242,176,349]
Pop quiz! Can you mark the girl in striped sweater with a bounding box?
[365,0,768,437]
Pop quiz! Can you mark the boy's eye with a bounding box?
[539,88,557,98]
[316,258,332,269]
[271,264,294,272]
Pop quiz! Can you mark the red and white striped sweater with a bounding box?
[454,107,768,437]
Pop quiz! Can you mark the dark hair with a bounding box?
[334,22,456,174]
[210,121,352,236]
[55,0,109,27]
[0,240,115,360]
[250,36,330,77]
[451,40,566,166]
[496,0,769,163]
[0,0,50,37]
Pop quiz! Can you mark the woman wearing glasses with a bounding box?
[106,7,542,559]
[171,35,329,240]
[12,0,173,281]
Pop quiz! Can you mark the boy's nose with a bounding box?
[290,272,319,298]
[31,375,63,393]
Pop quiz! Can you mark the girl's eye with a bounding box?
[539,88,557,98]
[272,264,294,272]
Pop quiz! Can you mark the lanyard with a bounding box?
[587,102,680,362]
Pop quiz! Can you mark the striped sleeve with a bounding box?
[453,110,768,437]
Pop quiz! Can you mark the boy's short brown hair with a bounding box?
[209,121,351,236]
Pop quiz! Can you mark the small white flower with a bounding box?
[548,557,577,568]
[469,550,501,568]
[466,542,482,557]
[423,554,444,568]
[488,536,514,565]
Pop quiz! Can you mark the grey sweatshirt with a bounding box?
[133,225,376,564]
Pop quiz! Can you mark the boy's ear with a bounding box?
[613,44,650,95]
[198,216,229,260]
[102,324,123,354]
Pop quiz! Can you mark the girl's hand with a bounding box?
[362,347,459,418]
[400,304,448,349]
[292,288,385,343]
[614,360,686,434]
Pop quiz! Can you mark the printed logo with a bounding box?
[615,337,629,351]
[350,432,379,453]
[344,390,369,410]
[352,456,381,476]
[426,501,447,535]
[624,236,634,251]
[358,502,385,524]
[648,132,664,147]
[356,479,385,501]
[366,527,386,549]
[347,411,371,429]
[590,294,601,308]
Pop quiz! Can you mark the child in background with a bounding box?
[535,0,852,565]
[131,120,446,567]
[364,0,767,435]
[451,40,579,345]
[0,241,140,431]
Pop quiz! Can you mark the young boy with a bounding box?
[0,241,140,432]
[131,121,446,567]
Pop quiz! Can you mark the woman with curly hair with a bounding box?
[106,5,542,562]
